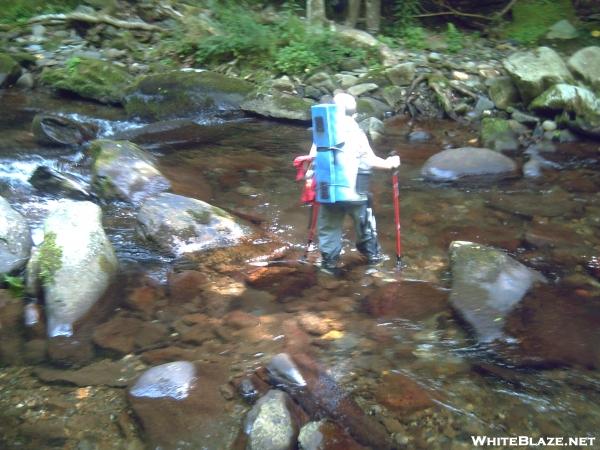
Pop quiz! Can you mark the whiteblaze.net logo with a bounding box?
[471,436,597,447]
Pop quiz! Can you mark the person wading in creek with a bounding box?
[305,92,400,276]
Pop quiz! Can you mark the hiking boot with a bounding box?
[366,253,387,266]
[319,262,342,277]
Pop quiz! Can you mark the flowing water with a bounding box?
[1,90,599,449]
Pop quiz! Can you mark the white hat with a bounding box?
[333,93,357,116]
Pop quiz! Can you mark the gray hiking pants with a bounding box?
[317,201,382,267]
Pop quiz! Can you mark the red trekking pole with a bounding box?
[390,152,403,269]
[293,156,319,261]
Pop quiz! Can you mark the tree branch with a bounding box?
[28,12,164,32]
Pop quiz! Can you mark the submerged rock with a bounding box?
[421,147,517,181]
[0,196,32,274]
[124,70,255,121]
[503,46,573,104]
[480,118,521,152]
[244,389,299,450]
[298,420,367,450]
[89,139,170,204]
[448,241,545,343]
[26,200,118,337]
[40,57,133,104]
[136,193,249,256]
[128,361,241,450]
[364,281,448,320]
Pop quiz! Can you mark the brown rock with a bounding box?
[47,336,95,367]
[140,346,203,365]
[297,313,331,336]
[524,222,581,249]
[34,357,143,387]
[167,270,207,303]
[93,316,144,355]
[244,264,317,300]
[180,324,215,345]
[439,224,522,252]
[375,373,436,414]
[125,285,160,317]
[299,420,368,450]
[364,281,448,320]
[0,292,25,365]
[223,310,260,329]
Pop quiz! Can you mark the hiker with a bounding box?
[307,93,400,275]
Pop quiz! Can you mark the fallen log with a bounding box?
[28,12,164,32]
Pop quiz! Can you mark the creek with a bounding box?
[0,89,599,449]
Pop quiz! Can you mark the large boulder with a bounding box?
[31,113,97,146]
[421,147,518,181]
[40,57,133,104]
[27,200,118,337]
[128,361,241,450]
[89,140,171,204]
[530,84,600,128]
[486,76,520,110]
[567,46,600,93]
[124,70,255,121]
[136,193,250,256]
[0,53,21,88]
[241,92,314,122]
[0,196,32,274]
[503,47,573,104]
[448,241,545,343]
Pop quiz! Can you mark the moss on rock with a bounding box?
[0,52,21,87]
[40,57,133,104]
[38,232,63,287]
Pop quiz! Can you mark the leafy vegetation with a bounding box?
[503,0,576,44]
[445,23,463,53]
[0,0,79,24]
[2,274,24,298]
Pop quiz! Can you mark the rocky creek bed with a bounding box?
[0,88,599,449]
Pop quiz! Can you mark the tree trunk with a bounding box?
[345,0,361,27]
[365,0,381,33]
[307,0,326,25]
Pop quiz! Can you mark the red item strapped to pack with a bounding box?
[293,155,316,204]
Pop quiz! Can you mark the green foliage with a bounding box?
[399,25,427,50]
[0,0,79,24]
[392,0,421,30]
[445,23,463,53]
[2,274,24,299]
[66,56,81,73]
[503,0,576,44]
[274,41,321,74]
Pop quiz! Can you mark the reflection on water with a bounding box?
[0,91,599,449]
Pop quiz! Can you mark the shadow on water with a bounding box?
[0,91,599,449]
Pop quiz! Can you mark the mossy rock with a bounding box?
[502,0,576,44]
[530,84,600,128]
[480,118,520,151]
[40,57,133,104]
[241,92,314,122]
[0,52,21,87]
[124,71,255,121]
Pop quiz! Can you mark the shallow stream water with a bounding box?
[0,90,599,449]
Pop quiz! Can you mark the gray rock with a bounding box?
[473,96,495,117]
[523,158,542,178]
[267,353,306,388]
[245,390,296,450]
[90,139,170,204]
[503,47,573,104]
[449,241,545,343]
[356,96,391,120]
[136,193,249,256]
[15,72,34,89]
[407,130,432,143]
[542,120,557,132]
[480,118,522,152]
[27,200,118,337]
[530,84,600,128]
[487,76,520,110]
[385,62,416,86]
[334,73,359,90]
[380,85,404,108]
[305,72,336,93]
[510,110,540,126]
[358,116,385,142]
[348,83,378,97]
[271,76,296,93]
[29,166,93,200]
[421,147,517,181]
[545,20,578,40]
[241,92,314,122]
[131,361,196,400]
[32,113,96,146]
[0,196,32,274]
[568,46,600,92]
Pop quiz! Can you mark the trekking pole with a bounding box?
[390,152,403,269]
[294,155,319,261]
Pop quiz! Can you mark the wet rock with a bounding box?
[266,353,393,450]
[487,188,582,219]
[298,420,367,450]
[26,200,118,338]
[34,357,143,387]
[306,72,336,93]
[510,110,540,126]
[15,72,35,89]
[47,336,95,367]
[358,116,385,143]
[503,47,573,104]
[487,76,520,110]
[137,193,250,257]
[480,118,521,152]
[568,46,600,92]
[244,389,300,450]
[297,313,332,336]
[125,285,161,317]
[449,241,545,343]
[124,70,254,120]
[89,139,171,204]
[140,346,204,365]
[438,224,523,253]
[502,284,600,369]
[356,96,391,120]
[0,290,25,366]
[241,92,314,122]
[244,264,317,301]
[93,315,169,355]
[40,57,133,104]
[523,222,582,249]
[407,130,432,143]
[0,196,32,275]
[31,113,96,146]
[224,310,260,329]
[364,281,448,321]
[129,361,241,450]
[29,166,93,200]
[530,84,600,128]
[0,53,21,87]
[167,270,207,304]
[523,159,542,178]
[375,372,436,414]
[421,147,517,181]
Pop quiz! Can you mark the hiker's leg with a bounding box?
[318,203,345,267]
[351,202,383,263]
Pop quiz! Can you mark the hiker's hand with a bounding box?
[386,155,400,169]
[305,168,314,179]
